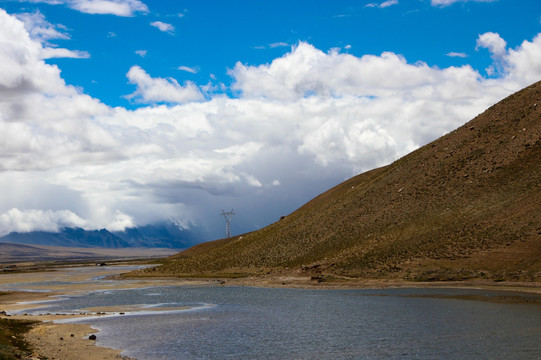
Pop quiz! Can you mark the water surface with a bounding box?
[21,286,541,359]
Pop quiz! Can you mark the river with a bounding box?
[11,282,541,359]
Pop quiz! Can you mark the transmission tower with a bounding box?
[221,209,235,238]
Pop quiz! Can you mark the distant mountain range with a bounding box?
[0,242,177,264]
[0,220,205,249]
[138,81,541,282]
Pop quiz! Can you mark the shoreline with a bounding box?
[0,303,132,360]
[0,265,208,360]
[1,267,541,359]
[26,320,132,360]
[188,273,541,295]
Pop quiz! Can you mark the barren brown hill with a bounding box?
[139,81,541,282]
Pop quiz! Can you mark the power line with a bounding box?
[220,209,235,238]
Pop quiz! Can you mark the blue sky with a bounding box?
[0,0,540,242]
[4,0,540,107]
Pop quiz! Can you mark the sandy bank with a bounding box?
[25,320,132,360]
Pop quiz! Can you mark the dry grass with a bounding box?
[0,316,36,360]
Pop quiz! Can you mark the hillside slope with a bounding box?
[142,81,541,282]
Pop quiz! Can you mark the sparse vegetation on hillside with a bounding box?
[0,314,36,360]
[134,81,541,282]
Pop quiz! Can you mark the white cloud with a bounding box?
[270,42,290,48]
[431,0,497,6]
[365,0,398,8]
[15,10,90,60]
[0,208,90,236]
[22,0,149,16]
[107,210,135,231]
[476,32,507,58]
[126,65,204,104]
[231,43,459,100]
[255,42,290,50]
[476,31,541,82]
[0,9,100,100]
[135,49,147,57]
[1,9,541,237]
[379,0,399,8]
[178,65,198,74]
[16,10,69,43]
[72,0,148,16]
[150,21,175,34]
[504,34,541,85]
[446,51,468,58]
[41,47,91,59]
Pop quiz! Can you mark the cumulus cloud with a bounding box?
[477,32,507,58]
[476,31,541,82]
[231,43,474,101]
[1,9,541,237]
[0,9,103,105]
[504,34,541,85]
[23,0,149,16]
[150,21,175,34]
[0,9,115,232]
[126,65,204,104]
[476,31,506,76]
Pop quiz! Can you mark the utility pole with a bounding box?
[221,209,235,238]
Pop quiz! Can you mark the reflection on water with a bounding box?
[19,286,541,360]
